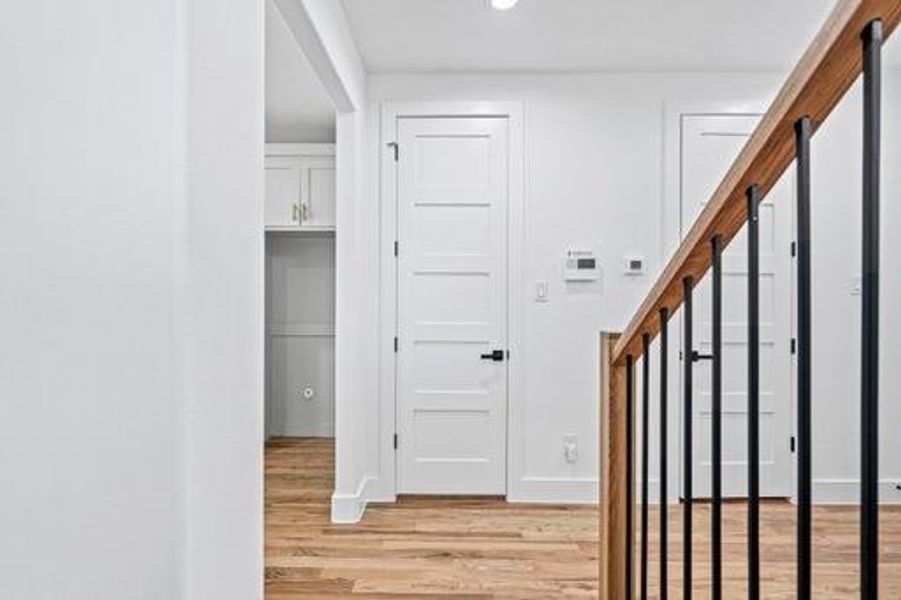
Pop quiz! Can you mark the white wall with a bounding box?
[365,69,901,506]
[181,0,265,596]
[0,1,183,597]
[0,0,265,597]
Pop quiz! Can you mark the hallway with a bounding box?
[266,441,901,598]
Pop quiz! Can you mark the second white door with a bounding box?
[396,116,509,495]
[681,114,793,498]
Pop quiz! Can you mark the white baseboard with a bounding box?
[364,476,395,504]
[352,476,599,506]
[639,478,901,505]
[812,479,901,504]
[330,477,373,523]
[508,476,598,504]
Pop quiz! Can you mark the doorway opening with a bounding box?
[262,0,339,589]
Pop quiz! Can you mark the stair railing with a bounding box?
[599,1,901,598]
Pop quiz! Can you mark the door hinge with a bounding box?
[790,436,796,453]
[790,337,797,355]
[393,433,398,449]
[394,336,399,352]
[388,141,399,162]
[791,241,797,257]
[394,240,399,257]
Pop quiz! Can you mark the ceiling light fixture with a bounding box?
[490,0,520,10]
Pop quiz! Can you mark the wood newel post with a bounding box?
[600,331,628,599]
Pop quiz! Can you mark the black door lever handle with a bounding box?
[480,349,505,361]
[691,350,714,362]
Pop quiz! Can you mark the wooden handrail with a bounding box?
[611,0,901,367]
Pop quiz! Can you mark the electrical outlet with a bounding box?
[564,434,578,464]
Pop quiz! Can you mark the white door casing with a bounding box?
[680,114,793,498]
[396,116,510,495]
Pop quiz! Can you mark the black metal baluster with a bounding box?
[711,236,723,600]
[660,308,670,600]
[861,18,882,600]
[641,334,651,600]
[747,185,761,600]
[683,276,694,599]
[627,353,635,600]
[795,115,813,600]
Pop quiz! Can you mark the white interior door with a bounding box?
[681,114,793,498]
[396,116,509,495]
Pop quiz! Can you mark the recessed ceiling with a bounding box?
[340,0,846,73]
[266,0,335,143]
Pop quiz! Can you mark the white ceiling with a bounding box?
[340,0,843,73]
[266,0,335,143]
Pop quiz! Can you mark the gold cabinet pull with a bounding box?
[292,204,299,222]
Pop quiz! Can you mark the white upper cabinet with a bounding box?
[306,160,336,228]
[265,144,336,231]
[265,162,304,228]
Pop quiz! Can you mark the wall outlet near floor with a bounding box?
[563,434,578,463]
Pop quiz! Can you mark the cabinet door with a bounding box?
[265,163,302,228]
[303,159,336,228]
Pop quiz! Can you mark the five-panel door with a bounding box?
[395,116,510,495]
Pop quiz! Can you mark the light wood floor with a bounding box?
[265,438,598,598]
[266,438,900,598]
[644,501,901,599]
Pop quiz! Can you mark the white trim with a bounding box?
[513,477,599,504]
[265,142,336,157]
[377,101,525,502]
[330,476,374,523]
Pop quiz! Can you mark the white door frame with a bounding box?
[377,101,524,500]
[662,99,796,503]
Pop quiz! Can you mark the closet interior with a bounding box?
[264,143,336,439]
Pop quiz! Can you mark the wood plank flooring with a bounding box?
[266,438,900,598]
[265,438,598,598]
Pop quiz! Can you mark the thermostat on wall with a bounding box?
[624,255,645,275]
[563,248,600,281]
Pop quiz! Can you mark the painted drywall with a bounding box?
[181,0,265,596]
[1,0,265,597]
[0,1,184,597]
[364,69,901,506]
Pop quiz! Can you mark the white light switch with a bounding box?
[535,280,549,302]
